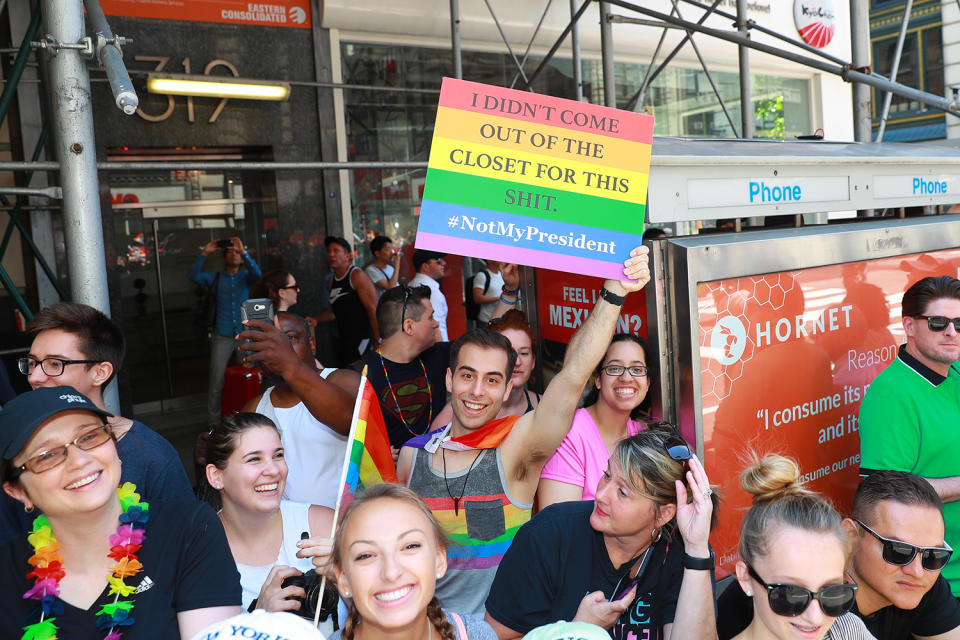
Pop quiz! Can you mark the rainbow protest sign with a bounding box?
[416,78,653,279]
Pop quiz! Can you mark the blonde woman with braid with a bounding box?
[731,454,873,640]
[330,484,496,640]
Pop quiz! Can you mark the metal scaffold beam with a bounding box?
[40,0,118,410]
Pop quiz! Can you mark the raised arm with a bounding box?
[501,247,650,486]
[238,319,357,434]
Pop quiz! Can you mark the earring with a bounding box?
[436,573,442,579]
[745,590,753,597]
[650,526,662,543]
[343,590,351,597]
[24,504,34,514]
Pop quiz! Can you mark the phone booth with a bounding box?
[517,138,960,580]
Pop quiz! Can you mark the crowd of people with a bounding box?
[1,234,959,640]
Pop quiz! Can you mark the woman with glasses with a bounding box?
[538,334,651,509]
[0,386,241,639]
[252,270,300,312]
[486,428,718,640]
[730,454,873,640]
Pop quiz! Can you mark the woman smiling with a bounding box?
[330,484,496,640]
[0,386,240,640]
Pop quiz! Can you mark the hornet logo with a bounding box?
[711,316,747,365]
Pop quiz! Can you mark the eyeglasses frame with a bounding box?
[10,423,114,480]
[746,564,858,618]
[915,315,960,333]
[854,519,953,571]
[17,356,102,377]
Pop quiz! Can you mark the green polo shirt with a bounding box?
[859,345,960,595]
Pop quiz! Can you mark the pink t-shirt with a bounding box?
[540,407,644,500]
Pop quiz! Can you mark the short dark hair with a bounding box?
[370,235,392,254]
[325,236,352,253]
[583,334,652,420]
[449,328,517,382]
[412,249,445,272]
[902,276,960,318]
[377,285,431,340]
[27,303,125,385]
[276,310,310,335]
[851,470,943,525]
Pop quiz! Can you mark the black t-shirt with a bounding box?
[0,500,241,639]
[359,341,452,447]
[485,500,686,638]
[717,572,960,640]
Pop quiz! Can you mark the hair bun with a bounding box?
[740,453,809,504]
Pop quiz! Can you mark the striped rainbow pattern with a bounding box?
[417,77,653,279]
[423,494,531,570]
[342,379,398,508]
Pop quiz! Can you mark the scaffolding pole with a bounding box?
[849,0,873,141]
[599,1,615,107]
[736,0,754,138]
[41,0,117,411]
[604,0,959,117]
[84,0,138,114]
[570,0,584,100]
[875,0,913,141]
[450,0,462,79]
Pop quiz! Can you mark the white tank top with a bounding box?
[255,369,348,508]
[235,500,315,611]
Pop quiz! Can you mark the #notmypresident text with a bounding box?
[416,78,654,279]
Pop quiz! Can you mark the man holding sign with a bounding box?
[397,246,650,616]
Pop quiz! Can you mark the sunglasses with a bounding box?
[854,519,953,571]
[915,315,960,332]
[279,284,300,292]
[747,565,858,618]
[398,285,430,326]
[663,432,693,464]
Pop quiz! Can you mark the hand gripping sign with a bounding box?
[416,78,654,279]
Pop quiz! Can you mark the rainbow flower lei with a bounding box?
[22,482,149,640]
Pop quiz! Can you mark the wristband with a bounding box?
[501,286,520,296]
[499,294,518,305]
[598,287,626,306]
[682,550,715,571]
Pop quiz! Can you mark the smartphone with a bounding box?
[241,298,275,327]
[217,238,232,249]
[240,298,274,358]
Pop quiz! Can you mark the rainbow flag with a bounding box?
[335,377,398,512]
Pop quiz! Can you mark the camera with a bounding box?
[280,569,339,623]
[217,238,232,249]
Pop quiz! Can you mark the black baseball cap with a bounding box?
[0,386,112,461]
[412,249,446,271]
[324,236,352,253]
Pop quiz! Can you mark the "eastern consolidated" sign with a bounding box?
[416,78,653,279]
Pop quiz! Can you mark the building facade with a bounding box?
[0,0,855,410]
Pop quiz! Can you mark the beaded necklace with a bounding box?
[377,349,433,436]
[22,482,149,640]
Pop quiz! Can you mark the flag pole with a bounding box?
[314,365,368,629]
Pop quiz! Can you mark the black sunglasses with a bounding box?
[747,565,858,618]
[398,285,430,326]
[915,315,960,333]
[854,519,953,571]
[279,284,300,292]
